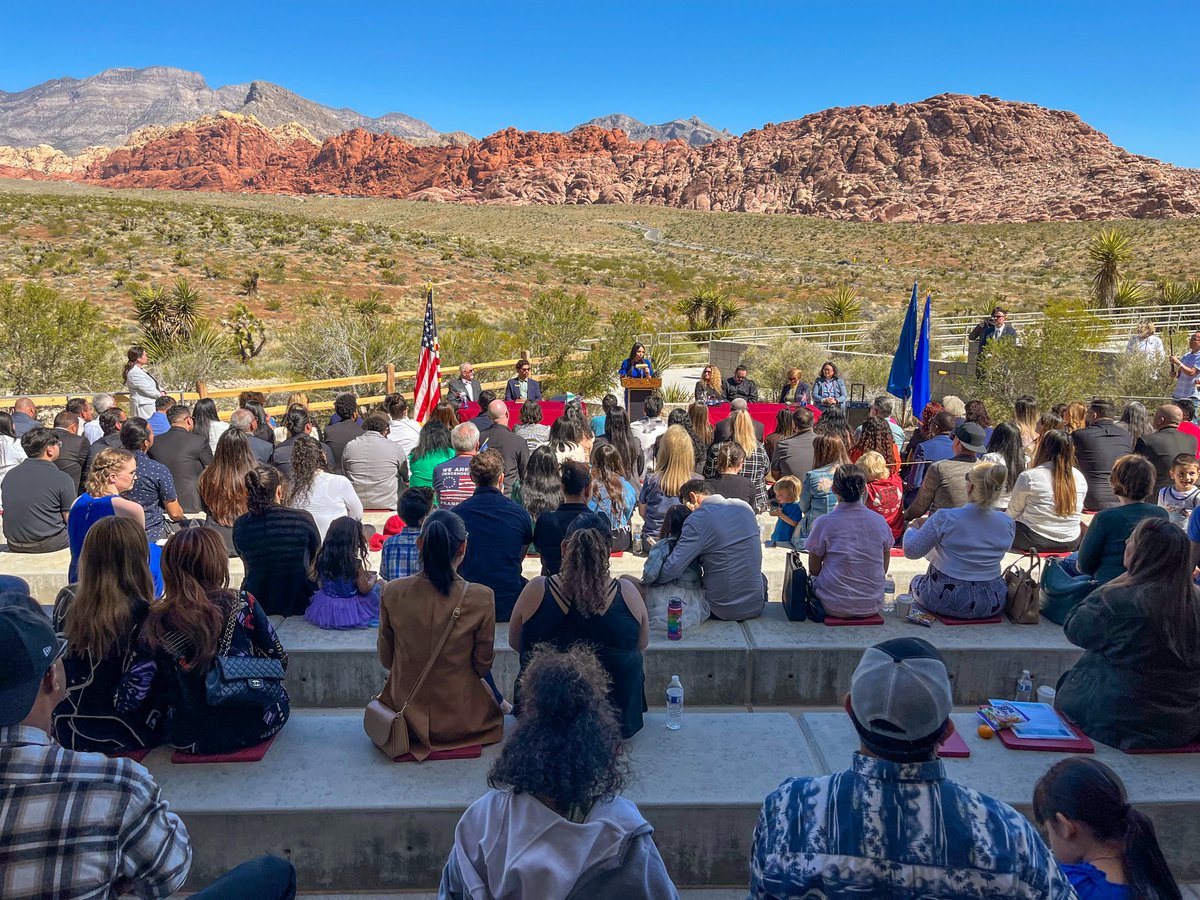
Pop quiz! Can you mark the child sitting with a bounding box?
[1157,453,1200,527]
[380,487,434,580]
[767,476,803,548]
[305,516,382,629]
[641,504,709,629]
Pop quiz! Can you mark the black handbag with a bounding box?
[783,552,819,621]
[203,594,287,710]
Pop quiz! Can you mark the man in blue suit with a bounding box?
[504,360,542,402]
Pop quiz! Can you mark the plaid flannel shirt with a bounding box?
[0,725,191,899]
[380,526,422,581]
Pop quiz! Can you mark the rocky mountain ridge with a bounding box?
[571,113,732,146]
[2,93,1198,223]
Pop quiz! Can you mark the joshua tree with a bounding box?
[222,303,267,364]
[674,286,741,340]
[130,277,206,359]
[240,270,260,297]
[1087,228,1134,309]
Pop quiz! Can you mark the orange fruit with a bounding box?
[978,724,996,740]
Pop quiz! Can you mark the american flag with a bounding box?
[413,286,441,423]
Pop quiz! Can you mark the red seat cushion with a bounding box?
[393,745,483,762]
[171,733,278,764]
[825,613,885,626]
[937,731,971,758]
[1039,551,1072,559]
[930,611,1003,626]
[106,749,151,763]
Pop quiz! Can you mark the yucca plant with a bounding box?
[1156,279,1189,306]
[1112,278,1148,308]
[822,284,862,323]
[1087,228,1134,308]
[674,286,741,341]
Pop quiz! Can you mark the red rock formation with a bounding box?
[13,94,1191,222]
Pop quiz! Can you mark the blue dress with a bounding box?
[305,575,382,630]
[1059,863,1130,900]
[68,493,163,595]
[618,358,655,378]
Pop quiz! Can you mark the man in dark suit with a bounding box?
[1071,398,1133,511]
[229,409,274,466]
[323,393,364,473]
[84,406,126,478]
[274,407,334,477]
[723,365,760,402]
[11,397,39,438]
[771,407,817,481]
[477,400,530,497]
[446,362,484,407]
[712,398,765,444]
[1136,404,1199,494]
[51,411,89,494]
[504,360,542,402]
[469,391,498,433]
[148,404,213,513]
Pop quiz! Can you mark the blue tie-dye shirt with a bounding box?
[750,752,1077,899]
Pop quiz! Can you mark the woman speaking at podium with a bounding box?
[618,342,655,378]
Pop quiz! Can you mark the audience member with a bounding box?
[588,443,638,552]
[67,448,146,582]
[51,411,88,493]
[383,392,421,458]
[1070,399,1131,512]
[0,410,26,496]
[2,427,75,553]
[981,421,1026,510]
[10,398,41,442]
[286,434,363,539]
[323,393,365,471]
[513,399,551,450]
[941,395,967,422]
[1034,757,1181,900]
[1009,430,1088,553]
[1116,400,1151,449]
[241,399,277,447]
[407,420,455,489]
[641,504,708,629]
[764,406,796,461]
[147,404,212,514]
[439,645,676,899]
[695,363,724,404]
[806,465,899,619]
[478,399,530,496]
[190,396,229,455]
[1137,403,1199,493]
[813,404,854,451]
[778,366,811,405]
[533,460,591,576]
[548,411,589,463]
[637,425,692,551]
[869,395,905,448]
[590,393,618,438]
[84,405,126,474]
[904,410,956,497]
[273,406,333,477]
[429,399,460,430]
[235,465,320,617]
[306,516,382,630]
[516,444,563,528]
[850,414,900,476]
[706,409,769,511]
[77,394,106,443]
[1069,454,1167,585]
[1057,518,1200,750]
[903,400,946,465]
[750,637,1071,899]
[1061,400,1088,435]
[811,361,848,408]
[963,399,994,443]
[1035,410,1066,458]
[658,406,705,468]
[724,364,759,402]
[509,514,649,737]
[1178,397,1200,447]
[198,428,256,555]
[631,392,668,467]
[467,390,496,432]
[1159,452,1200,525]
[376,509,504,759]
[380,487,434,581]
[708,441,758,509]
[146,395,173,436]
[123,345,163,418]
[52,517,164,752]
[446,362,484,406]
[505,359,542,401]
[144,527,290,754]
[594,407,645,484]
[903,461,1015,620]
[688,401,715,456]
[766,475,802,548]
[903,422,986,521]
[342,412,408,509]
[713,397,766,444]
[456,450,535,621]
[229,408,274,466]
[647,479,765,621]
[434,421,481,509]
[858,450,904,544]
[771,406,816,481]
[797,434,849,548]
[0,602,297,898]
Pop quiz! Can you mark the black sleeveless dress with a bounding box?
[516,576,646,738]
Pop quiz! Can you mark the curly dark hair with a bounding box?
[852,416,896,470]
[488,645,627,819]
[286,435,327,505]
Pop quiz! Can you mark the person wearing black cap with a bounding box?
[902,421,987,522]
[0,604,298,898]
[749,637,1073,898]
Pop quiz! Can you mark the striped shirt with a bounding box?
[0,725,191,899]
[750,752,1075,899]
[432,455,476,509]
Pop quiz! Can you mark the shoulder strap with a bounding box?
[215,592,246,657]
[399,580,468,714]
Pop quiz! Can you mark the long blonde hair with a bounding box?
[703,364,722,387]
[655,425,695,497]
[85,448,135,497]
[731,410,757,454]
[63,517,155,658]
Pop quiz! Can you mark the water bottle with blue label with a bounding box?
[666,675,684,730]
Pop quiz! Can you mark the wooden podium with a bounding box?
[622,377,662,420]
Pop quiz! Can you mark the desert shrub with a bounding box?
[0,282,120,393]
[282,291,418,380]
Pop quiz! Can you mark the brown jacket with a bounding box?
[376,574,503,760]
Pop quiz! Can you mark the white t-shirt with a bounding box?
[389,418,422,460]
[1006,463,1088,543]
[291,471,363,539]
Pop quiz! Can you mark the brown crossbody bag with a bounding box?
[363,581,466,758]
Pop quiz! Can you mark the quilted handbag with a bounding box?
[203,594,287,710]
[1040,559,1099,625]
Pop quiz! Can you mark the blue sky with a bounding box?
[3,1,1198,165]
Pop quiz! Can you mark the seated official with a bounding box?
[505,360,543,401]
[509,514,649,738]
[903,461,1016,620]
[806,465,896,619]
[1008,430,1088,553]
[439,646,675,899]
[723,364,759,403]
[1057,518,1200,751]
[618,342,654,378]
[694,364,724,404]
[810,361,848,409]
[778,367,811,405]
[1,427,75,553]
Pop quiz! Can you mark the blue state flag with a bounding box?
[886,283,919,400]
[911,294,933,420]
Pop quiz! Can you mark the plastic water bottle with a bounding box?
[1015,670,1033,703]
[666,675,684,730]
[667,597,683,641]
[883,576,896,613]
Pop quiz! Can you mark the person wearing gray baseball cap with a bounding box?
[749,638,1074,898]
[0,603,297,899]
[904,421,989,522]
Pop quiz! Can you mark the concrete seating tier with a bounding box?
[146,709,1200,892]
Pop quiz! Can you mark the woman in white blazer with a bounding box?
[123,345,163,419]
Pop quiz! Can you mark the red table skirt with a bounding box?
[457,400,587,426]
[706,403,822,435]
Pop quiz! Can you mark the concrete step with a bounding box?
[149,708,808,893]
[275,605,1079,710]
[149,708,1200,893]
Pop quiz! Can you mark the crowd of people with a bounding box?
[0,346,1196,897]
